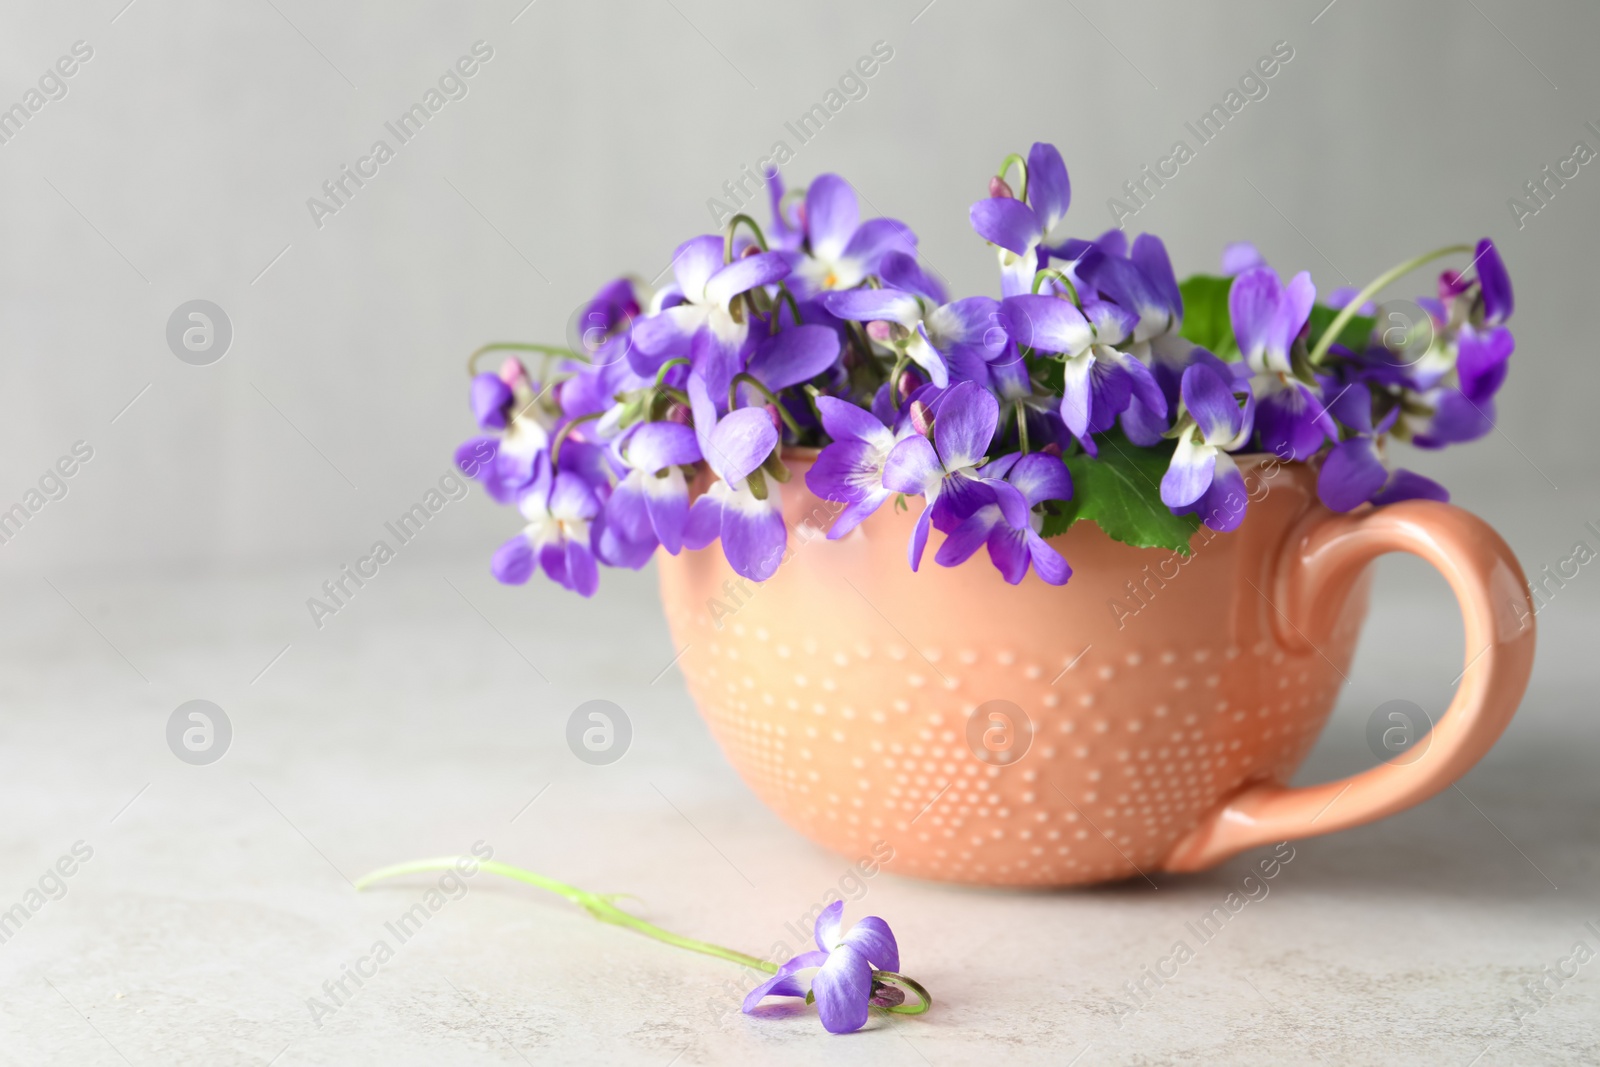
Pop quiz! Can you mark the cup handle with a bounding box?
[1161,500,1537,872]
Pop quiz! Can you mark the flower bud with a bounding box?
[663,401,690,425]
[498,357,528,387]
[988,176,1016,199]
[909,399,934,437]
[866,320,895,344]
[897,367,923,398]
[763,402,783,433]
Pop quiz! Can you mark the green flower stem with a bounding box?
[996,152,1028,202]
[729,374,802,438]
[1306,244,1474,366]
[466,342,585,376]
[356,859,777,973]
[1032,268,1079,305]
[653,358,691,389]
[549,411,604,468]
[723,214,770,261]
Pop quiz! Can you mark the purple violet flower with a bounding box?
[1161,360,1255,532]
[785,174,918,299]
[822,275,1001,390]
[682,373,787,582]
[935,452,1073,584]
[743,900,901,1034]
[1229,266,1338,461]
[491,455,602,596]
[595,421,702,567]
[881,381,1001,570]
[1317,380,1449,511]
[630,235,793,398]
[969,142,1072,297]
[805,397,908,538]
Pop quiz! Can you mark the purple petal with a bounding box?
[807,439,889,507]
[1161,433,1216,509]
[814,899,845,951]
[1254,380,1334,462]
[882,434,941,496]
[815,395,893,449]
[471,373,512,430]
[906,323,951,389]
[747,324,840,392]
[632,305,704,359]
[1412,389,1494,448]
[719,487,787,582]
[706,251,793,308]
[1220,241,1266,276]
[1007,452,1073,506]
[1229,267,1282,369]
[812,944,874,1034]
[986,527,1032,584]
[1182,362,1243,444]
[643,467,691,554]
[820,288,922,326]
[838,916,899,972]
[934,504,1000,567]
[1455,324,1513,403]
[1276,271,1316,352]
[932,381,998,469]
[707,408,778,485]
[1317,437,1388,512]
[1027,532,1072,585]
[627,421,701,473]
[1000,295,1092,356]
[1373,468,1449,506]
[1131,234,1183,320]
[1026,141,1072,234]
[879,250,946,304]
[969,197,1043,256]
[690,328,749,425]
[907,501,934,571]
[456,436,499,481]
[1059,354,1093,438]
[806,175,861,261]
[841,217,918,271]
[671,235,724,302]
[927,296,1003,349]
[683,493,721,550]
[1197,454,1249,531]
[490,536,535,585]
[1475,238,1513,325]
[742,950,830,1013]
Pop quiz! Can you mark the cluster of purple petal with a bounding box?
[456,142,1514,595]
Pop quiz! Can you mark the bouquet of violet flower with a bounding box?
[455,140,1514,596]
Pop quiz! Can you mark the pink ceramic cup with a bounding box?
[657,453,1536,887]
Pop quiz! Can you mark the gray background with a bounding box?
[0,1,1596,1064]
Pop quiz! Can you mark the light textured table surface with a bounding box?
[0,549,1595,1067]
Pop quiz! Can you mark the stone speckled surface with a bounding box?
[0,552,1594,1066]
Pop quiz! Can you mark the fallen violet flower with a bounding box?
[356,858,931,1035]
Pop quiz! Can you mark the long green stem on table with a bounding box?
[355,858,933,1016]
[1307,244,1474,366]
[358,859,773,971]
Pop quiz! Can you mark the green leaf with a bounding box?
[1306,303,1375,355]
[1177,274,1238,360]
[1040,435,1200,554]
